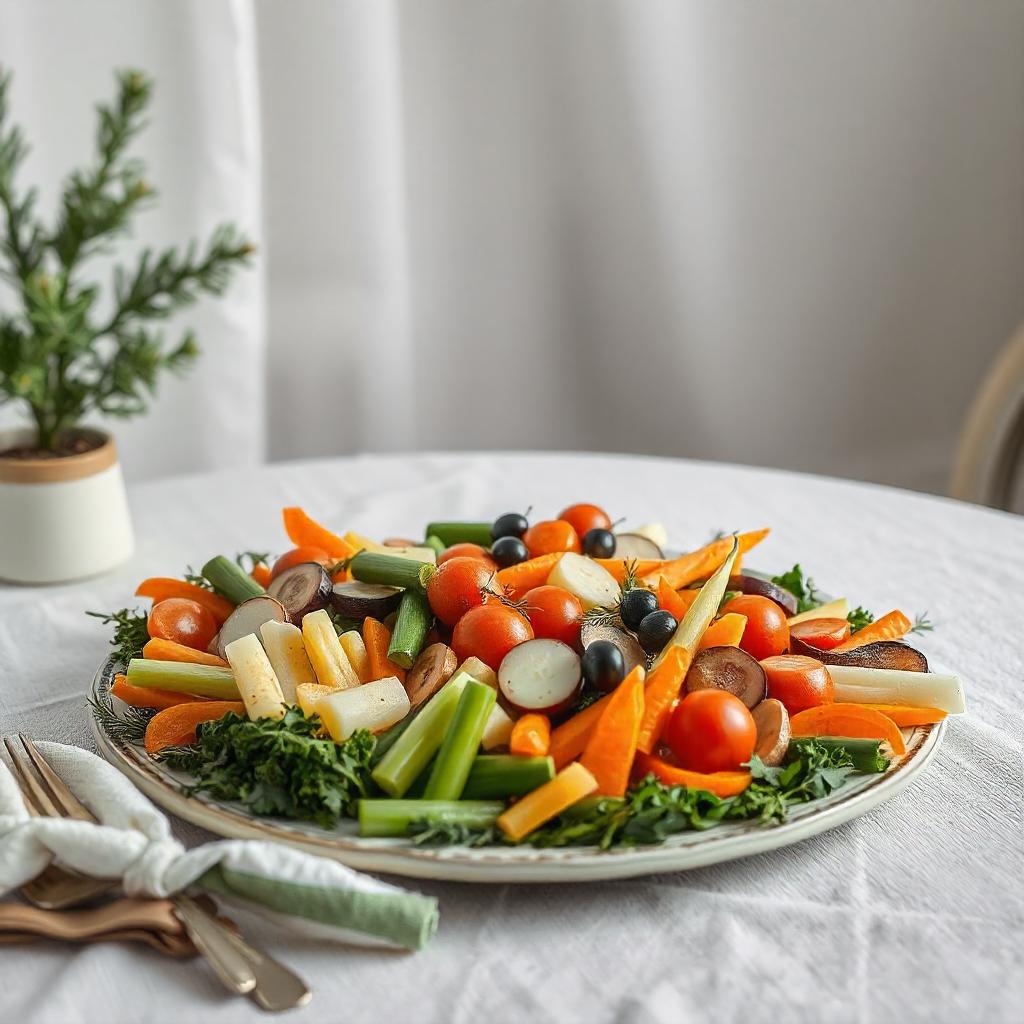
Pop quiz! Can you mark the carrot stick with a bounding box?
[580,665,646,796]
[697,612,747,651]
[549,693,611,770]
[633,752,751,797]
[831,610,912,652]
[657,576,698,620]
[362,617,406,685]
[111,674,205,711]
[509,714,552,757]
[789,703,906,755]
[640,528,770,588]
[495,552,565,599]
[860,704,947,728]
[636,647,689,754]
[496,762,598,842]
[135,578,235,624]
[282,507,356,561]
[143,637,228,667]
[144,700,246,755]
[594,559,666,584]
[250,563,272,587]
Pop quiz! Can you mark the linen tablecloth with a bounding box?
[0,452,1020,1024]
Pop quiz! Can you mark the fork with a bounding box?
[5,735,311,1010]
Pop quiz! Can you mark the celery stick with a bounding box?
[423,679,496,800]
[358,799,503,838]
[388,590,432,669]
[126,658,239,699]
[349,552,433,591]
[370,710,416,767]
[201,555,266,604]
[462,755,554,799]
[424,522,493,547]
[424,535,446,556]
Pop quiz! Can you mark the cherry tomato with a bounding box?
[451,603,534,670]
[523,585,584,647]
[723,594,790,660]
[761,654,834,715]
[558,503,613,538]
[522,519,582,558]
[272,546,330,580]
[426,557,493,627]
[789,617,851,651]
[665,689,757,774]
[437,543,497,571]
[148,598,219,651]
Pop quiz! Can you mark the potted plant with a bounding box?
[0,69,252,583]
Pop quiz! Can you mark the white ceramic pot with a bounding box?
[0,427,134,584]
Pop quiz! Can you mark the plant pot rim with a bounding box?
[0,426,119,484]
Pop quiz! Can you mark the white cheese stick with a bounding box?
[224,633,286,721]
[317,676,411,741]
[339,630,370,683]
[260,619,316,703]
[302,609,360,690]
[828,665,966,714]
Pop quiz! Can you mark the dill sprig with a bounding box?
[85,606,149,663]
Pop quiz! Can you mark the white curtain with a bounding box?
[1,0,1022,495]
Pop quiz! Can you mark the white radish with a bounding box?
[628,522,668,550]
[828,666,966,714]
[547,552,619,611]
[316,676,411,741]
[480,704,514,751]
[498,639,582,714]
[260,619,316,702]
[224,633,287,721]
[787,598,849,626]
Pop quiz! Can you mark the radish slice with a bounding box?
[498,639,582,715]
[216,596,289,660]
[267,562,333,620]
[547,552,619,611]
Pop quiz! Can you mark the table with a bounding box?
[1,452,1021,1024]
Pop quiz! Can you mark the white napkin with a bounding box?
[0,742,438,950]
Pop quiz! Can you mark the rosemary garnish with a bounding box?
[88,696,154,746]
[85,607,149,663]
[910,612,935,634]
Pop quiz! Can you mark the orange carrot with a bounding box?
[640,528,770,588]
[282,507,356,561]
[594,559,667,584]
[250,563,272,587]
[497,762,598,841]
[580,665,646,796]
[633,752,751,798]
[832,610,912,652]
[509,714,552,757]
[111,674,205,711]
[496,552,565,599]
[143,637,228,667]
[636,646,690,754]
[135,578,235,624]
[790,703,906,755]
[860,704,947,728]
[144,700,246,755]
[362,616,406,685]
[697,612,747,651]
[549,694,611,770]
[657,577,698,620]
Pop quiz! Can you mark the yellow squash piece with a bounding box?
[223,633,286,721]
[302,609,360,690]
[497,762,598,842]
[259,619,316,702]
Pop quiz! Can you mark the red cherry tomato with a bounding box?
[558,503,613,538]
[723,594,790,660]
[426,557,494,627]
[760,654,834,715]
[437,543,497,572]
[272,546,331,580]
[523,585,584,647]
[522,519,582,558]
[789,617,851,651]
[665,689,757,773]
[148,598,219,651]
[451,603,534,670]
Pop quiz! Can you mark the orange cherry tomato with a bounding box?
[426,557,494,627]
[789,617,851,651]
[522,519,582,558]
[558,503,612,538]
[723,594,790,660]
[523,585,584,647]
[451,603,534,670]
[271,546,331,580]
[148,598,219,652]
[665,689,757,774]
[760,655,834,715]
[437,543,497,572]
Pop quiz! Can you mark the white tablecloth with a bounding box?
[1,453,1021,1024]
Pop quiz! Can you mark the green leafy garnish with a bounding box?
[570,690,605,714]
[770,564,822,614]
[89,695,154,745]
[183,565,213,589]
[86,606,149,663]
[160,708,375,828]
[235,551,271,573]
[847,606,875,633]
[910,612,934,634]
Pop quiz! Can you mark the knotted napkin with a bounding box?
[0,742,438,950]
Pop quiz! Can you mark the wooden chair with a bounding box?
[951,323,1024,512]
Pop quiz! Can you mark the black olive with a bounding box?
[637,609,678,654]
[491,536,529,567]
[619,588,658,631]
[581,640,625,693]
[582,528,616,558]
[491,512,529,540]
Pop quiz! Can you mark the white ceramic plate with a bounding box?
[88,654,947,883]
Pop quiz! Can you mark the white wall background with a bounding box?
[1,0,1022,494]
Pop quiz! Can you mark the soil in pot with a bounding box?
[0,429,105,461]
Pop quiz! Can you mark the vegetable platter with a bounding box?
[87,504,964,882]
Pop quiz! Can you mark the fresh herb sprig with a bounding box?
[770,564,823,614]
[235,551,271,573]
[89,695,154,745]
[910,612,934,634]
[86,606,149,663]
[847,606,875,633]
